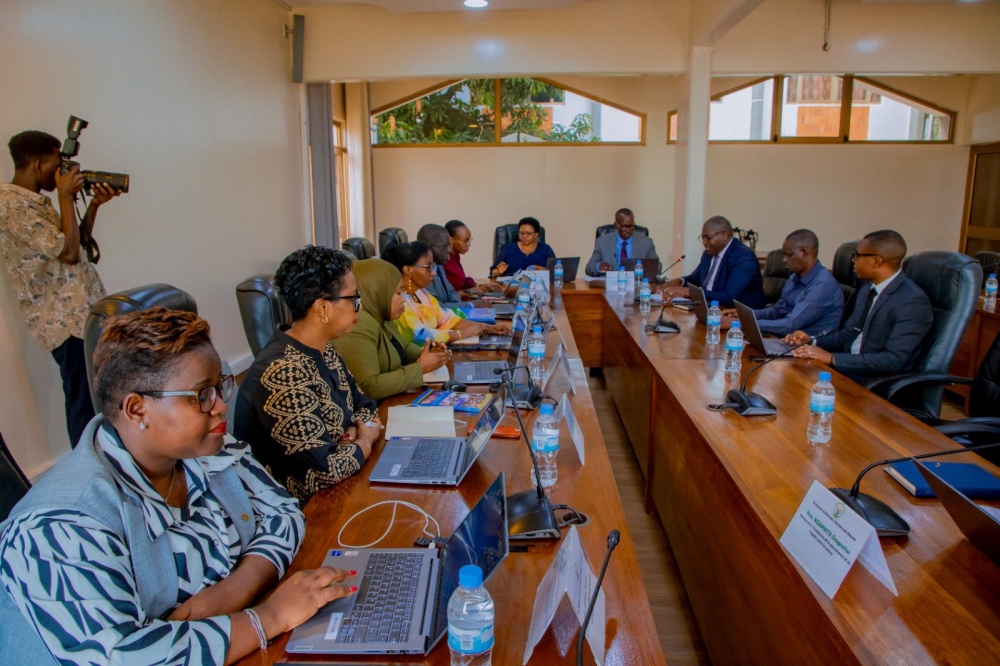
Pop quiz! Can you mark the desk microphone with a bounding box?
[655,255,686,281]
[644,305,681,334]
[577,529,620,666]
[709,330,832,416]
[493,365,543,409]
[831,436,1000,537]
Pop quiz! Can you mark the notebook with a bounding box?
[385,406,456,439]
[886,460,1000,499]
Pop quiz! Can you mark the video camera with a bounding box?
[59,116,129,194]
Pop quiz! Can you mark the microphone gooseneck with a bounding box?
[577,529,620,666]
[738,329,832,393]
[848,440,1000,498]
[497,368,546,500]
[655,255,686,280]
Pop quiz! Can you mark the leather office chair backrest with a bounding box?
[378,228,408,255]
[761,248,790,305]
[84,284,198,413]
[342,237,375,260]
[236,274,291,357]
[832,240,860,291]
[0,431,31,521]
[595,224,649,239]
[900,251,983,416]
[493,224,547,263]
[970,331,1000,418]
[975,251,1000,288]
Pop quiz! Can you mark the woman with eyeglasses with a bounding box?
[490,216,555,278]
[0,307,356,665]
[333,258,451,401]
[382,241,506,344]
[234,245,381,504]
[443,219,504,294]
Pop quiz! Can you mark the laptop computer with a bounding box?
[286,472,509,655]
[492,275,532,318]
[545,257,580,283]
[369,386,506,485]
[733,300,794,357]
[916,460,1000,565]
[453,304,535,384]
[687,284,709,325]
[621,257,660,281]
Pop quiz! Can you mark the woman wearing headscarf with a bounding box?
[334,258,450,401]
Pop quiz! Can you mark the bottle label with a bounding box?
[810,394,835,413]
[528,341,546,358]
[706,315,721,327]
[987,285,998,295]
[532,433,559,453]
[725,338,743,352]
[448,622,494,654]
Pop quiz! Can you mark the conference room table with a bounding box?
[238,302,666,665]
[561,281,1000,665]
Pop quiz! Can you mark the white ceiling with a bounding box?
[291,0,587,12]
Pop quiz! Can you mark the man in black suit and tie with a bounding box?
[660,215,766,308]
[786,230,933,384]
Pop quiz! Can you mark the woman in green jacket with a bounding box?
[334,258,450,401]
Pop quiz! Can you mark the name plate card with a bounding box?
[780,481,897,598]
[523,526,605,665]
[605,271,634,294]
[555,394,585,464]
[523,269,550,290]
[540,342,568,393]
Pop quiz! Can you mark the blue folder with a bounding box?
[886,460,1000,499]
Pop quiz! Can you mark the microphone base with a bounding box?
[725,390,777,416]
[830,487,910,537]
[507,490,562,541]
[506,384,543,410]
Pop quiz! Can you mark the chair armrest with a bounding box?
[864,373,975,401]
[934,420,1000,440]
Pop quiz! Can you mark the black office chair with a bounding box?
[975,251,1000,288]
[831,240,860,326]
[236,274,291,357]
[595,224,649,239]
[866,251,982,420]
[378,228,408,255]
[761,248,789,305]
[0,430,31,521]
[493,224,547,263]
[342,237,375,260]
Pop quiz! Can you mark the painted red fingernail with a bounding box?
[350,586,358,592]
[349,570,357,576]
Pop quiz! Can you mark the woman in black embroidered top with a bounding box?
[234,246,381,503]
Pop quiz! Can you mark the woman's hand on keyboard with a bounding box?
[255,567,357,637]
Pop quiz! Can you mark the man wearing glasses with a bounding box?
[785,230,933,385]
[661,215,766,308]
[585,208,662,277]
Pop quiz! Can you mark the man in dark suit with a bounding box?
[786,230,933,384]
[585,208,661,276]
[661,215,766,308]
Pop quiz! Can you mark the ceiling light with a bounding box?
[464,0,489,8]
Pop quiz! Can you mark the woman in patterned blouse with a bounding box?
[0,308,356,665]
[382,241,506,344]
[234,245,382,504]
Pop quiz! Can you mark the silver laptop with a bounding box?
[916,461,1000,565]
[453,304,535,384]
[733,300,794,357]
[286,473,509,655]
[369,386,506,485]
[493,275,532,318]
[687,284,709,325]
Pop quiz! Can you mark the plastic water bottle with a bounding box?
[639,279,652,314]
[531,404,560,488]
[512,305,526,332]
[528,325,546,382]
[706,300,722,345]
[616,270,628,293]
[517,283,531,311]
[553,260,564,289]
[807,371,836,446]
[634,261,644,290]
[531,277,549,307]
[986,273,998,312]
[447,565,495,666]
[724,321,743,379]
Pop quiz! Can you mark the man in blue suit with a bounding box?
[661,216,766,308]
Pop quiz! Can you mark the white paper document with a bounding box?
[450,335,480,346]
[555,394,585,464]
[780,481,897,598]
[605,271,634,293]
[422,366,450,383]
[566,358,584,395]
[385,406,456,439]
[523,526,605,665]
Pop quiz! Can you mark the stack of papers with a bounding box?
[385,405,456,439]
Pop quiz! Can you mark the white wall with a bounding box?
[0,0,306,477]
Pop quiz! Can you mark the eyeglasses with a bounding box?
[851,252,879,262]
[518,231,537,238]
[414,262,436,273]
[135,375,235,414]
[324,292,362,312]
[696,230,727,244]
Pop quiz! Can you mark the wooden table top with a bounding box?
[238,307,665,665]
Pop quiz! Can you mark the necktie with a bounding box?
[705,255,721,291]
[857,286,877,334]
[619,239,628,267]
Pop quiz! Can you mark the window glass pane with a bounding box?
[500,78,641,143]
[849,80,951,142]
[372,79,495,144]
[779,75,844,138]
[668,113,677,142]
[709,79,773,141]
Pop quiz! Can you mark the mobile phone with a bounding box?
[493,426,522,439]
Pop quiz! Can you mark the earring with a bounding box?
[139,421,147,430]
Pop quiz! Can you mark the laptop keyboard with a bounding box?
[494,303,516,316]
[764,339,793,355]
[467,362,505,382]
[337,552,424,644]
[401,439,456,478]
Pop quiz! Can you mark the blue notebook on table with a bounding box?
[885,461,1000,499]
[462,307,496,324]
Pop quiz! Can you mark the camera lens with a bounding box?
[81,171,129,194]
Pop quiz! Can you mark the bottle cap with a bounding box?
[459,564,483,589]
[539,404,555,415]
[556,260,562,264]
[710,300,718,307]
[819,371,832,382]
[991,273,997,279]
[515,305,524,311]
[642,278,649,284]
[533,325,542,333]
[731,321,740,328]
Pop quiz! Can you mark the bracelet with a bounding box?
[244,608,268,651]
[356,437,371,451]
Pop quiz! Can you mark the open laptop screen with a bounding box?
[430,473,509,646]
[463,388,506,469]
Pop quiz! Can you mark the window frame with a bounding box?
[667,74,956,145]
[371,77,646,148]
[332,119,350,242]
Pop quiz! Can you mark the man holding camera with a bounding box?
[0,131,120,446]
